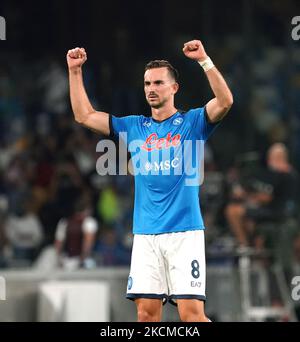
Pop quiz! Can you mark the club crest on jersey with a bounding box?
[173,117,183,126]
[141,132,181,151]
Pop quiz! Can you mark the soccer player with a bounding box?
[67,40,233,322]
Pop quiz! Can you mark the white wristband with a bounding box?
[198,56,214,72]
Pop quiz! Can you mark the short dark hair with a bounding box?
[145,60,179,82]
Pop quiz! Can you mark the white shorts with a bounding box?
[126,230,206,304]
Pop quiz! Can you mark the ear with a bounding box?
[172,82,179,95]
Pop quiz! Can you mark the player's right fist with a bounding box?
[66,47,87,70]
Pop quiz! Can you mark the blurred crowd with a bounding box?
[0,56,136,269]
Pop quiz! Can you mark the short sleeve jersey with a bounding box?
[110,107,218,234]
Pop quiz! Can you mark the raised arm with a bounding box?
[67,47,110,135]
[183,40,233,123]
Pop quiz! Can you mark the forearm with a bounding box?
[182,40,233,122]
[205,66,233,109]
[55,240,64,256]
[69,67,95,124]
[202,63,233,122]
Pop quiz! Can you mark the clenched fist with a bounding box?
[66,47,87,70]
[182,40,208,62]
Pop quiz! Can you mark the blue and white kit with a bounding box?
[110,107,218,302]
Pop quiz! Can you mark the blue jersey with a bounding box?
[110,107,218,235]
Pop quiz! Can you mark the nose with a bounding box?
[148,84,156,92]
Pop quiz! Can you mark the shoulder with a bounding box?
[183,107,205,115]
[180,107,205,121]
[111,114,148,127]
[82,216,98,233]
[110,114,147,136]
[129,114,149,122]
[56,218,67,229]
[112,114,147,120]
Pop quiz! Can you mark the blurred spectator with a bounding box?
[4,199,44,264]
[38,59,68,115]
[225,143,299,249]
[54,195,98,271]
[97,184,120,226]
[200,144,225,241]
[94,227,130,266]
[0,67,25,143]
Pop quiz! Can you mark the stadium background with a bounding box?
[0,0,300,321]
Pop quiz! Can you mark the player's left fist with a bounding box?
[182,40,208,62]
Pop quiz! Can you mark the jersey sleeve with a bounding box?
[55,218,67,242]
[109,114,140,139]
[188,107,219,141]
[82,217,98,234]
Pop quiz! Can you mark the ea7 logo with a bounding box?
[291,16,300,41]
[0,16,6,40]
[191,281,201,287]
[291,276,300,301]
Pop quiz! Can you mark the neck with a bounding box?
[151,104,177,122]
